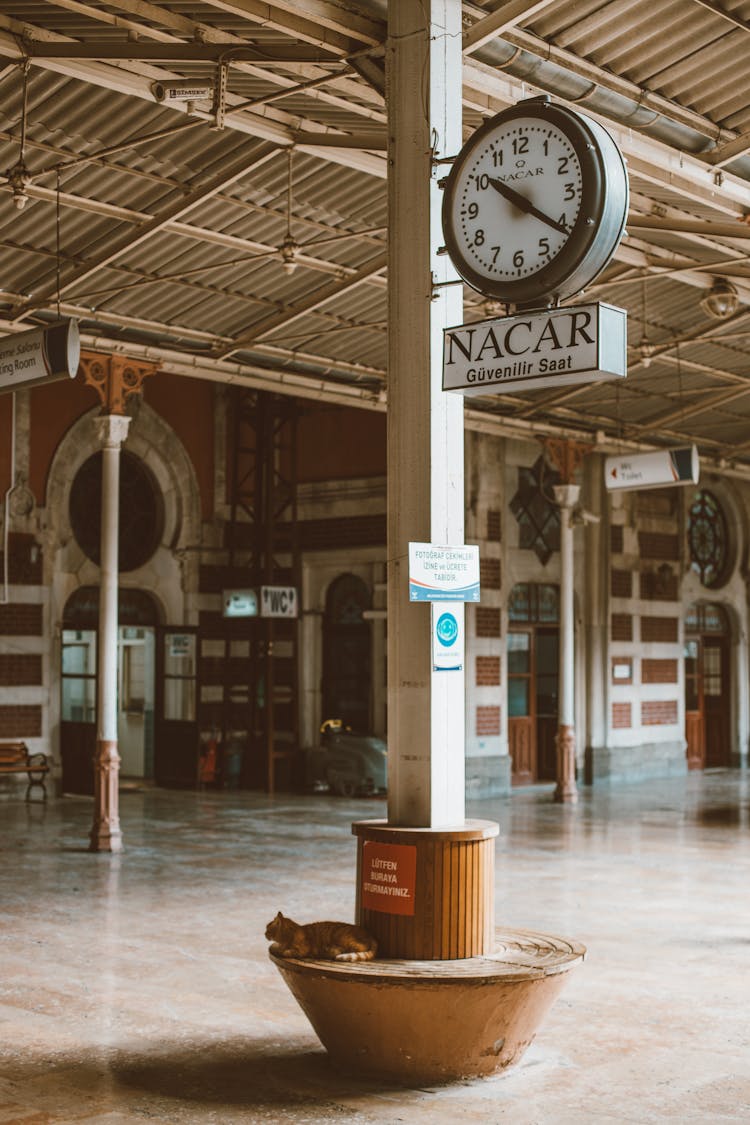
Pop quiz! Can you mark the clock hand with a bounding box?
[487,176,570,236]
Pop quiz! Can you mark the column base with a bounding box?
[352,819,498,959]
[89,739,123,853]
[554,725,578,804]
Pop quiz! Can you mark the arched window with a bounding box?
[688,490,728,588]
[69,450,164,573]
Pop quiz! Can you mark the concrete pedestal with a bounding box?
[271,927,585,1084]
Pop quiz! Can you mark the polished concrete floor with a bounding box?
[1,770,750,1123]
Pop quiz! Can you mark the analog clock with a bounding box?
[441,96,629,306]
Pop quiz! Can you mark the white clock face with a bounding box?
[447,117,583,285]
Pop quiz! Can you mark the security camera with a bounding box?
[152,79,215,103]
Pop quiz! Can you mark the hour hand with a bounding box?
[487,176,569,235]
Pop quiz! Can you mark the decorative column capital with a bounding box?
[80,351,158,415]
[552,482,581,510]
[94,413,131,449]
[541,437,593,484]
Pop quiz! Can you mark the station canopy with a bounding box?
[3,1,750,468]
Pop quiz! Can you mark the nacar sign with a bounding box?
[442,302,626,396]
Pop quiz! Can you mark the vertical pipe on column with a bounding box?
[90,414,130,853]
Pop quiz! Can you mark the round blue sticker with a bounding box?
[436,612,458,647]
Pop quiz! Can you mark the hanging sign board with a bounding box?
[0,320,79,393]
[222,589,258,618]
[408,543,480,602]
[605,446,699,491]
[432,604,464,672]
[442,303,626,396]
[260,585,298,618]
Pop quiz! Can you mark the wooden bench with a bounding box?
[0,741,49,802]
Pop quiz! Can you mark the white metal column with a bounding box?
[553,483,580,803]
[386,0,465,827]
[90,413,130,852]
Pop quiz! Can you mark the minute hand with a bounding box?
[488,176,570,235]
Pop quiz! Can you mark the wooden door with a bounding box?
[535,628,559,781]
[704,636,730,767]
[155,627,200,788]
[60,628,97,795]
[508,631,534,784]
[685,632,731,769]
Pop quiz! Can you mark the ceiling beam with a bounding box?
[24,42,340,62]
[463,0,559,55]
[634,384,750,431]
[216,249,387,358]
[9,146,279,320]
[195,0,380,54]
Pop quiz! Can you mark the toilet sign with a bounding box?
[361,842,417,916]
[260,585,298,618]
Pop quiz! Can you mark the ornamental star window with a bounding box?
[510,456,560,566]
[688,490,728,589]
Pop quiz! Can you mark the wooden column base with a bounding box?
[89,739,122,853]
[352,819,498,960]
[554,724,578,804]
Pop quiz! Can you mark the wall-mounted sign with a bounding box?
[0,320,79,393]
[443,303,626,397]
[222,589,258,618]
[408,543,480,602]
[361,841,416,916]
[611,658,633,684]
[432,604,464,672]
[605,446,699,492]
[260,585,298,618]
[168,633,194,659]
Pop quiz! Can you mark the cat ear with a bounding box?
[275,911,283,921]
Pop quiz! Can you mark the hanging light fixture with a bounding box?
[6,62,31,210]
[700,277,739,320]
[279,149,300,275]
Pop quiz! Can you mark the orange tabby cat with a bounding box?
[265,911,377,962]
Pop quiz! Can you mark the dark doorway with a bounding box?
[322,574,372,733]
[685,603,731,770]
[507,584,560,784]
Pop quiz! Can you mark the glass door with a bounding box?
[508,631,534,784]
[60,629,97,795]
[155,627,200,788]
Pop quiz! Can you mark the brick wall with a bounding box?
[476,656,500,686]
[611,613,633,641]
[476,608,501,637]
[642,658,678,684]
[0,705,42,737]
[487,509,501,541]
[611,568,632,598]
[0,604,42,636]
[0,655,42,686]
[641,616,678,644]
[480,557,501,589]
[612,702,632,728]
[476,705,500,736]
[642,700,678,725]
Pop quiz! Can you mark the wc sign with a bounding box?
[260,585,298,618]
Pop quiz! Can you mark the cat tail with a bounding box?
[335,949,376,962]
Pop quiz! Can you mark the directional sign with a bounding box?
[0,320,79,393]
[222,589,258,618]
[605,446,699,491]
[443,302,626,396]
[260,585,298,618]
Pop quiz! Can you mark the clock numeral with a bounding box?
[465,201,479,219]
[557,156,570,174]
[491,245,502,264]
[558,214,567,228]
[492,149,504,167]
[564,182,576,201]
[512,135,529,155]
[539,237,550,256]
[543,139,549,156]
[475,173,490,190]
[513,250,524,268]
[473,229,485,247]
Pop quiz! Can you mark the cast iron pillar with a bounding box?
[552,483,580,804]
